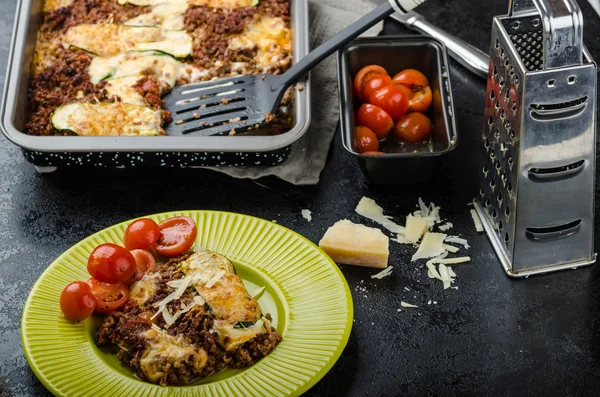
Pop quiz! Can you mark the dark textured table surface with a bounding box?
[2,0,600,396]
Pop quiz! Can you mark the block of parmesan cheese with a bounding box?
[318,220,389,268]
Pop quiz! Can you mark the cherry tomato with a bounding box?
[60,281,97,322]
[392,69,430,90]
[361,151,386,155]
[126,249,156,285]
[408,86,433,113]
[367,85,410,121]
[355,126,379,153]
[353,65,388,101]
[123,218,160,251]
[155,216,197,257]
[87,243,136,284]
[394,83,413,100]
[393,112,433,143]
[87,278,129,313]
[356,104,394,139]
[362,75,392,103]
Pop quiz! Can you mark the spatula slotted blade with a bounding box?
[164,75,277,136]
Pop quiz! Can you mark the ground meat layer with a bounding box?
[95,251,282,386]
[27,0,294,137]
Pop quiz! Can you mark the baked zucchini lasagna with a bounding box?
[95,250,282,386]
[28,0,293,136]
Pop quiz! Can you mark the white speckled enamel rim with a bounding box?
[21,211,353,397]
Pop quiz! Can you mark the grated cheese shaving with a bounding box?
[411,232,447,261]
[301,209,312,222]
[418,198,429,216]
[371,266,393,279]
[251,286,266,299]
[355,197,405,234]
[392,234,414,245]
[443,244,459,253]
[438,222,453,231]
[194,295,205,305]
[448,267,457,278]
[155,275,191,309]
[429,257,471,265]
[445,236,470,249]
[150,309,162,320]
[161,307,174,326]
[151,323,162,332]
[205,270,226,288]
[470,209,484,232]
[438,264,453,289]
[401,301,418,308]
[404,215,430,243]
[426,262,443,280]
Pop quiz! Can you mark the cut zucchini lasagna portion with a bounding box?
[95,251,282,386]
[28,0,294,137]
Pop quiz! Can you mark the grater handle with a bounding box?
[508,0,583,69]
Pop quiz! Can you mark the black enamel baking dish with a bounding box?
[0,0,310,173]
[337,36,458,184]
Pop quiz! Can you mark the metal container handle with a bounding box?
[508,0,583,69]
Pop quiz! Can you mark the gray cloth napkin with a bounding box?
[204,0,383,185]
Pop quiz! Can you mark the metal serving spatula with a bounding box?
[163,0,426,136]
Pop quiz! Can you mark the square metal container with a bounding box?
[0,0,311,171]
[337,36,457,184]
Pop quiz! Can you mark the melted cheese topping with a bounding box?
[228,17,292,73]
[43,0,73,12]
[130,273,161,306]
[212,318,267,351]
[125,3,188,30]
[62,24,192,58]
[178,251,265,350]
[89,52,209,88]
[105,77,146,106]
[139,328,208,383]
[51,102,163,136]
[119,0,257,7]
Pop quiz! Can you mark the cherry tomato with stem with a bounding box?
[367,85,410,121]
[357,104,394,139]
[393,112,433,143]
[60,281,97,322]
[362,75,392,103]
[155,216,198,257]
[123,218,160,251]
[355,126,379,153]
[353,65,388,101]
[87,278,130,313]
[126,249,156,285]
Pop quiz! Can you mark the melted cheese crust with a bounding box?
[228,17,292,73]
[139,328,208,383]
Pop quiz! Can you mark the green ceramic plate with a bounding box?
[21,211,353,397]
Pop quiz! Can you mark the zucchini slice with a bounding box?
[88,54,126,84]
[63,24,192,58]
[132,30,192,59]
[51,102,163,136]
[177,251,266,351]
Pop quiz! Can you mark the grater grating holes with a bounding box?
[510,30,544,71]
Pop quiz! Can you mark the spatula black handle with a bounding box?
[270,1,394,93]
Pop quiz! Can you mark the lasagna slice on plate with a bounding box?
[95,250,282,386]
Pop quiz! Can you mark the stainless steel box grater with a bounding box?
[474,0,597,277]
